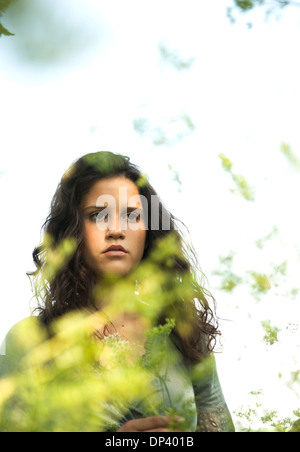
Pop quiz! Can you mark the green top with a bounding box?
[0,318,235,432]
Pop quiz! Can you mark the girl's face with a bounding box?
[80,176,147,278]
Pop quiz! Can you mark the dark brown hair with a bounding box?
[29,151,220,364]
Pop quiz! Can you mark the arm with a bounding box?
[191,354,235,432]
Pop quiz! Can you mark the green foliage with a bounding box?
[250,272,272,294]
[83,151,128,176]
[280,142,300,171]
[0,0,298,432]
[158,42,195,71]
[212,251,243,292]
[235,389,298,431]
[235,407,260,431]
[167,164,182,193]
[212,242,291,302]
[0,231,205,431]
[0,313,151,432]
[0,312,197,431]
[235,0,264,11]
[133,111,195,148]
[143,319,176,371]
[95,233,198,340]
[0,0,14,36]
[255,226,279,249]
[0,22,13,36]
[227,0,300,24]
[289,418,300,432]
[135,172,150,189]
[261,320,280,346]
[218,153,255,201]
[212,251,279,296]
[263,413,296,431]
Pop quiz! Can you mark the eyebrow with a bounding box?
[83,205,105,211]
[83,206,142,211]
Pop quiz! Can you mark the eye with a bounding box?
[89,211,108,222]
[126,212,141,222]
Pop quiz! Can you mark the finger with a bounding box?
[134,416,171,431]
[117,417,167,432]
[117,415,184,433]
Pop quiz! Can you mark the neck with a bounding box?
[93,274,137,313]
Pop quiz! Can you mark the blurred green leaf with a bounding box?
[227,0,300,25]
[218,153,255,201]
[289,418,300,432]
[0,0,14,36]
[255,227,279,249]
[251,272,272,293]
[212,251,243,293]
[133,111,195,148]
[0,21,13,36]
[168,164,182,193]
[280,142,300,171]
[159,42,195,71]
[261,320,280,345]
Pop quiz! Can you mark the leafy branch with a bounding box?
[0,0,14,37]
[218,153,255,201]
[158,42,195,71]
[227,0,300,24]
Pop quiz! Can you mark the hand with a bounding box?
[116,415,183,432]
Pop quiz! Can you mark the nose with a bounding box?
[105,215,126,239]
[107,229,125,240]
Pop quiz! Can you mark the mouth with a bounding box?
[103,245,128,256]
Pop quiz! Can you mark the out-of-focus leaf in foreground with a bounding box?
[218,153,255,201]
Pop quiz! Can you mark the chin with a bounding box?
[102,266,131,278]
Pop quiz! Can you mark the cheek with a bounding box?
[130,230,147,261]
[83,224,102,257]
[84,224,95,247]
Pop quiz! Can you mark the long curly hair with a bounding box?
[29,151,220,364]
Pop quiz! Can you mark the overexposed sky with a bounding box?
[0,0,300,429]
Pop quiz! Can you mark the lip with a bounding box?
[104,250,127,257]
[103,245,128,255]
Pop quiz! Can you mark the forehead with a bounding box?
[81,176,141,205]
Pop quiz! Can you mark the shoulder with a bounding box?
[2,317,41,351]
[0,316,45,375]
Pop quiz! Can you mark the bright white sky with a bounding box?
[0,0,300,430]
